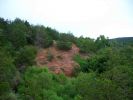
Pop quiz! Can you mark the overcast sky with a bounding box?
[0,0,133,39]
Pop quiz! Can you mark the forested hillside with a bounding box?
[110,37,133,45]
[0,17,133,100]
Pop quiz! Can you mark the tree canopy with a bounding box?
[0,17,133,100]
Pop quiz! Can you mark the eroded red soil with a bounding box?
[36,43,80,76]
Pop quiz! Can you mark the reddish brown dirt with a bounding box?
[36,43,80,76]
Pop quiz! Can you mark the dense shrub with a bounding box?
[95,35,110,50]
[75,73,124,100]
[34,26,53,48]
[59,33,76,43]
[76,36,96,53]
[56,41,72,50]
[45,27,60,40]
[0,49,16,84]
[0,49,17,100]
[15,45,37,71]
[47,51,54,61]
[18,67,63,100]
[7,18,28,49]
[73,55,88,73]
[101,65,133,99]
[17,67,126,100]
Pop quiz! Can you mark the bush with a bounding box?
[76,37,96,53]
[35,32,53,48]
[7,18,28,49]
[45,27,60,40]
[73,55,88,73]
[0,82,10,95]
[56,41,72,50]
[15,45,37,71]
[0,49,16,84]
[47,51,54,61]
[101,65,133,99]
[74,73,124,100]
[59,33,76,43]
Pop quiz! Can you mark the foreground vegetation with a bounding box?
[0,17,133,100]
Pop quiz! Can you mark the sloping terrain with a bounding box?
[36,43,80,76]
[110,37,133,43]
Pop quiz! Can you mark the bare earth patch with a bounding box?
[36,44,80,76]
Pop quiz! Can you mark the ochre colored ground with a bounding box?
[36,43,80,76]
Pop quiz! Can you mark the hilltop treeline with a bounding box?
[0,17,133,100]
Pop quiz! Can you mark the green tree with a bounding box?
[119,46,133,66]
[75,73,124,100]
[45,27,60,40]
[15,46,37,71]
[95,35,110,50]
[18,67,62,100]
[73,55,88,73]
[0,17,9,33]
[56,41,72,50]
[102,65,133,99]
[7,18,28,49]
[0,49,17,100]
[0,49,16,85]
[34,25,53,48]
[59,33,76,43]
[76,36,95,53]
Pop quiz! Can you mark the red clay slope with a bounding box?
[36,44,80,76]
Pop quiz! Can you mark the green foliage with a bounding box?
[0,49,17,100]
[102,65,133,99]
[74,47,121,73]
[35,32,53,48]
[0,29,7,46]
[0,19,12,47]
[73,55,88,73]
[0,82,10,95]
[47,51,54,61]
[59,33,76,43]
[76,36,96,53]
[86,51,110,73]
[57,41,72,50]
[118,46,133,66]
[34,25,53,48]
[53,73,67,85]
[7,18,28,49]
[15,45,37,71]
[0,17,8,30]
[3,92,18,100]
[0,49,16,84]
[75,73,124,100]
[42,35,53,48]
[1,17,133,100]
[45,27,60,40]
[111,37,133,46]
[95,35,110,50]
[18,67,63,100]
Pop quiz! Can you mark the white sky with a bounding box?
[0,0,133,39]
